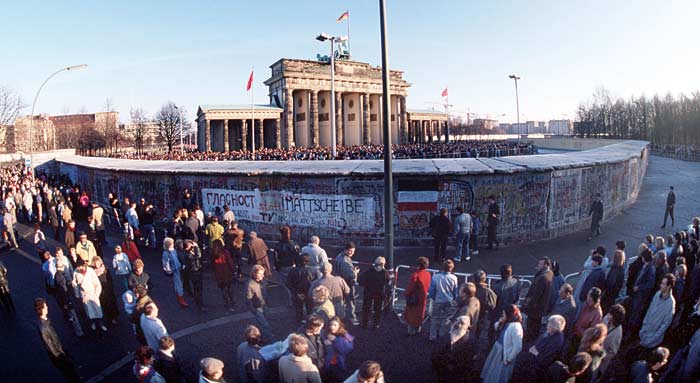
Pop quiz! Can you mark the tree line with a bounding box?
[575,88,700,145]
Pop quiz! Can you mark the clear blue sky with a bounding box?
[2,0,699,124]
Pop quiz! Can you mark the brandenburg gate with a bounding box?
[196,58,448,152]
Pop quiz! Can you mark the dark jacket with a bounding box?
[511,331,565,383]
[154,351,186,383]
[579,267,606,302]
[602,265,625,310]
[431,333,475,383]
[590,200,604,221]
[476,283,497,326]
[299,332,325,370]
[431,214,452,238]
[38,318,65,359]
[287,266,319,296]
[358,268,390,298]
[626,257,645,296]
[523,267,554,318]
[493,277,521,317]
[488,202,500,225]
[274,240,299,269]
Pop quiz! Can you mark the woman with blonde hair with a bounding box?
[162,237,188,307]
[577,323,607,382]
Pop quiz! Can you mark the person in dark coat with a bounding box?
[629,248,656,332]
[601,250,626,313]
[588,193,604,240]
[492,265,521,324]
[522,256,554,344]
[0,260,15,312]
[358,257,390,329]
[34,298,81,382]
[182,240,204,311]
[154,336,186,383]
[246,232,271,278]
[431,315,475,383]
[287,255,320,324]
[654,251,670,289]
[431,208,451,261]
[547,352,592,383]
[298,314,326,373]
[486,195,500,249]
[626,245,647,301]
[510,314,566,383]
[578,254,607,303]
[661,186,675,228]
[404,257,432,335]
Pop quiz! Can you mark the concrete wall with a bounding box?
[530,138,628,151]
[52,140,649,247]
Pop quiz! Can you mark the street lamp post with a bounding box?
[29,64,87,168]
[508,74,521,140]
[317,33,347,159]
[379,0,394,271]
[174,105,184,153]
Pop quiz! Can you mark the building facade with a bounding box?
[196,58,448,152]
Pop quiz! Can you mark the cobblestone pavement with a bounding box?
[0,155,697,382]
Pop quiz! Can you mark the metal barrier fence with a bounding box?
[391,264,534,325]
[651,149,700,162]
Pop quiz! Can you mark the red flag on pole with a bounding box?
[441,87,448,97]
[336,10,349,23]
[246,69,254,91]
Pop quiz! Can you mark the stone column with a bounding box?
[400,96,408,144]
[257,119,264,149]
[362,93,370,145]
[274,118,281,149]
[223,119,229,152]
[284,88,294,148]
[205,119,211,151]
[335,92,343,146]
[241,120,248,151]
[310,91,319,147]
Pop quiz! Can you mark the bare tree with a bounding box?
[99,98,121,154]
[130,108,148,155]
[155,101,190,153]
[0,86,24,151]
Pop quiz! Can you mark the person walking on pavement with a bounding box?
[358,257,390,330]
[3,208,18,249]
[162,237,188,308]
[431,208,451,262]
[486,195,500,250]
[247,264,273,340]
[588,193,604,240]
[662,186,676,228]
[452,206,472,261]
[34,298,81,382]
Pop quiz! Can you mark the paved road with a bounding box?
[0,155,696,382]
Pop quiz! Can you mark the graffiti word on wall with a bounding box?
[201,188,376,232]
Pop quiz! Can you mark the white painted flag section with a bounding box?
[397,191,439,211]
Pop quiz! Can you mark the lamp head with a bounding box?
[316,33,330,42]
[67,64,88,71]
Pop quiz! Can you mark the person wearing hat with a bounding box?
[358,257,390,329]
[588,193,604,240]
[75,231,97,263]
[199,357,226,383]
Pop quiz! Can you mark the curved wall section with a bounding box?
[53,140,649,247]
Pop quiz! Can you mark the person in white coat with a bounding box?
[73,258,106,331]
[481,304,523,383]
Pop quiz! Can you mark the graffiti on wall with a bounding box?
[201,188,377,232]
[549,169,582,228]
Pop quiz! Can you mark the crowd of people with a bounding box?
[3,160,700,383]
[100,141,536,162]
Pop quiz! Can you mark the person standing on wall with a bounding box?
[486,195,500,250]
[661,186,676,228]
[588,193,604,240]
[431,208,451,262]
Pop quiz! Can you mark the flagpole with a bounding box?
[347,10,351,57]
[446,90,450,142]
[251,66,255,157]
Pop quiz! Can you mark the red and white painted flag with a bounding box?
[397,191,439,211]
[246,69,254,91]
[441,87,448,97]
[336,10,349,23]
